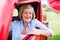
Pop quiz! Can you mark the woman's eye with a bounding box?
[23,12,27,14]
[23,11,32,15]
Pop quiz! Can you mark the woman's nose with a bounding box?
[27,13,30,17]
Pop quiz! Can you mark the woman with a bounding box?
[10,4,53,40]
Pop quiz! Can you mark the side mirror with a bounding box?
[47,0,60,12]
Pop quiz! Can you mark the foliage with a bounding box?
[49,35,60,40]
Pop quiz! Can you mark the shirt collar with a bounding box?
[20,20,31,28]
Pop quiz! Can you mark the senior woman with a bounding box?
[10,4,53,40]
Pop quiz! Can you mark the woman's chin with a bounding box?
[25,21,31,23]
[25,19,31,23]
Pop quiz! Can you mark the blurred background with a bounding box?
[41,0,60,40]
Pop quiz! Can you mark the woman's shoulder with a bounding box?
[11,20,22,24]
[31,19,41,22]
[12,20,19,23]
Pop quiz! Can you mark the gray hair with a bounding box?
[18,4,35,20]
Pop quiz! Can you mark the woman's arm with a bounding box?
[36,19,53,36]
[28,19,53,37]
[28,28,52,37]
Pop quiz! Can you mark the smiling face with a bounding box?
[22,8,33,23]
[19,5,35,23]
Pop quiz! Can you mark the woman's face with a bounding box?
[22,8,33,23]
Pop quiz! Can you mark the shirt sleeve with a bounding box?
[34,19,54,36]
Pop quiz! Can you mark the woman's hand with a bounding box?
[28,28,51,37]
